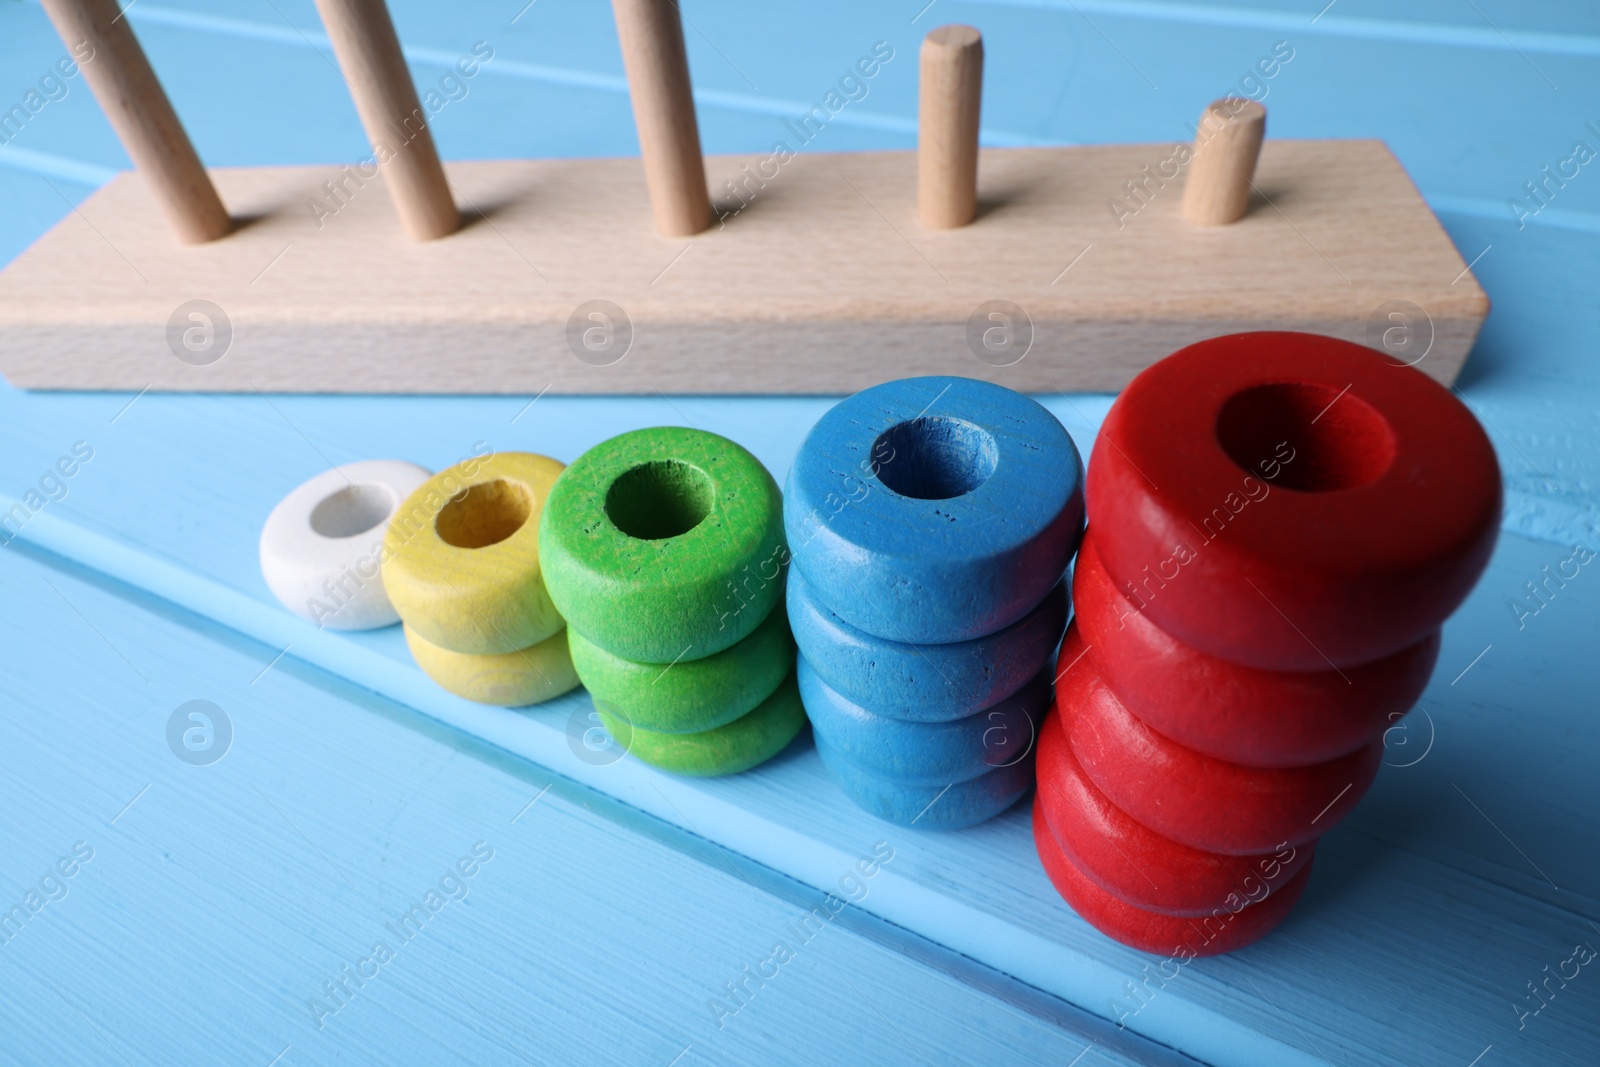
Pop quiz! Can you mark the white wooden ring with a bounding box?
[259,460,432,630]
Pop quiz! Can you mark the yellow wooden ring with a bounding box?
[382,452,565,654]
[405,624,579,706]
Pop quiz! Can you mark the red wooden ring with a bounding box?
[1036,705,1313,916]
[1032,796,1312,957]
[1057,626,1382,854]
[1087,331,1500,670]
[1073,531,1440,767]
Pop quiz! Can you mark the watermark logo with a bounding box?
[166,700,232,766]
[566,300,632,367]
[166,300,232,366]
[566,701,632,767]
[981,700,1038,770]
[1364,299,1433,368]
[966,300,1032,367]
[1514,939,1596,1031]
[1510,541,1594,630]
[1382,706,1435,768]
[0,42,96,148]
[0,841,93,949]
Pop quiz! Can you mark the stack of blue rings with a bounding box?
[784,376,1086,830]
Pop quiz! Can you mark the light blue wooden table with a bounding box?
[1,2,1597,1064]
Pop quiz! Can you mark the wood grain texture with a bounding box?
[917,25,983,230]
[36,0,230,243]
[1182,99,1266,227]
[310,0,458,240]
[3,1,1599,1063]
[0,142,1486,393]
[1,381,1594,1066]
[610,0,712,236]
[0,543,1176,1067]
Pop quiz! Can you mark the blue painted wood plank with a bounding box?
[3,393,1597,1065]
[12,454,1600,1067]
[0,542,1186,1067]
[1,1,1598,1064]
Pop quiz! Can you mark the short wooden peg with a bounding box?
[313,0,458,240]
[610,0,713,237]
[39,0,231,244]
[918,25,984,230]
[1181,98,1267,226]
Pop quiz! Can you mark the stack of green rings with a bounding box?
[541,427,806,777]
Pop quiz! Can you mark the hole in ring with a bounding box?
[605,460,715,541]
[871,416,999,500]
[1215,382,1396,492]
[436,479,533,548]
[310,484,396,539]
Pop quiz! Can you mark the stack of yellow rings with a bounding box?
[382,452,582,707]
[540,427,804,776]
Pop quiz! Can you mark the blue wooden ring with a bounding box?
[815,735,1036,830]
[788,567,1067,721]
[784,376,1084,644]
[799,656,1050,785]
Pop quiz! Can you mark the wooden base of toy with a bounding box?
[0,142,1485,393]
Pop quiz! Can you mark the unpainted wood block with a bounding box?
[0,142,1486,393]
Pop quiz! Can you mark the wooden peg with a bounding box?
[38,0,231,244]
[610,0,712,237]
[918,25,984,230]
[313,0,458,240]
[1182,98,1266,226]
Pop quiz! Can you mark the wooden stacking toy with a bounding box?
[259,459,430,630]
[1035,330,1502,955]
[540,427,803,777]
[1,5,1488,395]
[380,452,580,707]
[786,376,1084,828]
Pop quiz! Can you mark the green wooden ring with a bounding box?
[540,427,786,663]
[598,670,806,777]
[569,600,795,734]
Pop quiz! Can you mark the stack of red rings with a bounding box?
[1035,332,1502,957]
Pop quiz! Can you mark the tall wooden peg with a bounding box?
[611,0,713,237]
[313,0,458,240]
[1182,98,1266,226]
[918,25,984,230]
[39,0,231,244]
